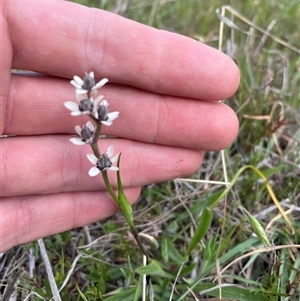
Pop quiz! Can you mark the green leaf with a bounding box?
[166,239,185,263]
[250,164,285,181]
[178,283,271,301]
[201,284,271,301]
[247,212,271,247]
[116,153,125,197]
[161,238,169,263]
[180,262,198,277]
[202,190,224,208]
[185,208,212,257]
[279,248,288,301]
[165,219,179,234]
[135,259,173,279]
[116,153,134,228]
[135,259,161,275]
[132,274,142,301]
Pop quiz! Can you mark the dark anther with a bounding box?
[97,105,109,121]
[79,98,93,113]
[83,74,95,91]
[81,127,93,142]
[97,153,112,170]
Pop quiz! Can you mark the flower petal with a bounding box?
[88,167,100,177]
[111,154,119,164]
[101,120,113,126]
[106,145,114,157]
[107,112,119,121]
[100,99,108,107]
[93,78,109,90]
[64,101,79,111]
[74,125,81,136]
[71,111,82,116]
[88,71,94,79]
[70,76,84,89]
[86,120,95,132]
[70,138,86,145]
[87,153,98,164]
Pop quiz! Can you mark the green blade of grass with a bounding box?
[185,207,213,257]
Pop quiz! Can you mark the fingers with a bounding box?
[4,74,239,150]
[0,14,12,137]
[1,136,203,197]
[0,187,141,252]
[5,0,240,100]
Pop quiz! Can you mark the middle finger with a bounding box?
[4,73,238,150]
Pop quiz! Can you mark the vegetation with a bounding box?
[1,0,299,300]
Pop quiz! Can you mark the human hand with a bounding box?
[0,0,239,252]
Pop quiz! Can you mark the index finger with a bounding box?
[5,0,239,100]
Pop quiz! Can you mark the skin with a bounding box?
[0,0,240,252]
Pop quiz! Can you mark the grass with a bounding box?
[1,0,299,300]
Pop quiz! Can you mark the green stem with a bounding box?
[102,171,149,259]
[130,226,150,260]
[101,170,118,202]
[89,118,149,261]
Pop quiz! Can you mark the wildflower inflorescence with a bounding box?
[64,72,120,175]
[64,72,149,260]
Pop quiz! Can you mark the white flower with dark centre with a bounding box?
[70,72,108,98]
[93,97,119,126]
[87,145,119,176]
[64,98,94,116]
[70,121,95,145]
